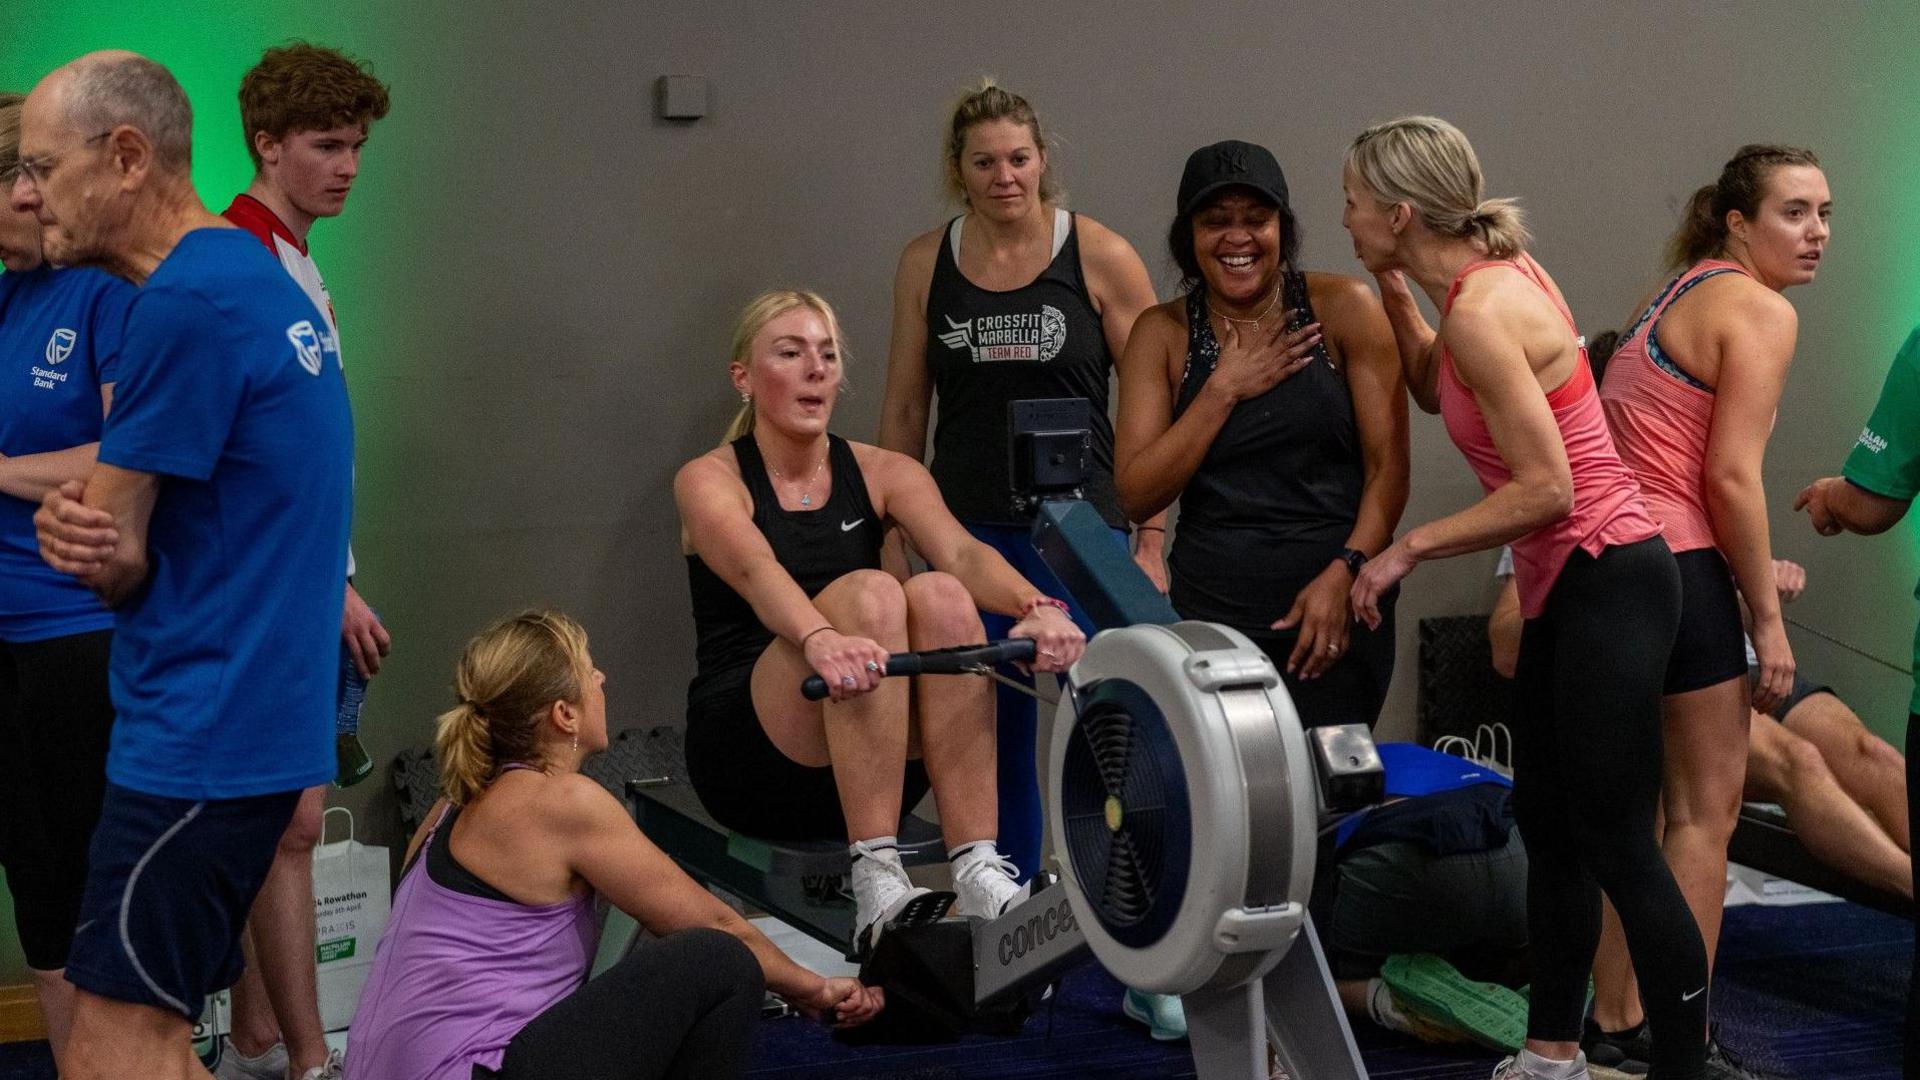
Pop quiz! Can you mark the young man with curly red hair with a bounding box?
[215,42,389,1080]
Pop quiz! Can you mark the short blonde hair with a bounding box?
[1346,115,1529,259]
[720,289,848,445]
[434,611,593,805]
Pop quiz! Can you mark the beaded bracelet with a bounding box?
[1021,596,1071,619]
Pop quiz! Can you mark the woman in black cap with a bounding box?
[1114,139,1408,728]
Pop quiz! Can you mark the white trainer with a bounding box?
[212,1039,287,1080]
[949,843,1028,920]
[296,1048,344,1080]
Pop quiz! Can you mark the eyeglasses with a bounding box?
[14,130,114,188]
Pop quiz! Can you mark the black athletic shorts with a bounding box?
[1747,666,1835,721]
[1664,549,1749,695]
[685,664,930,841]
[65,784,299,1020]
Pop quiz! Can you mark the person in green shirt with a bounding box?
[1794,322,1920,1078]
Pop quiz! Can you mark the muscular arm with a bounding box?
[871,449,1046,615]
[559,779,829,1005]
[1323,276,1410,557]
[1112,305,1232,520]
[1401,302,1574,561]
[0,384,114,502]
[674,455,832,644]
[1703,291,1797,631]
[1080,218,1172,555]
[877,234,939,463]
[1376,271,1443,414]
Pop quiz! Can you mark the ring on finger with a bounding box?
[1326,643,1341,656]
[865,660,880,672]
[840,675,856,688]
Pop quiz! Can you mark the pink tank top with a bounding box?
[1436,254,1660,619]
[1599,259,1750,555]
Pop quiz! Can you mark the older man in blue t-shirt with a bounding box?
[19,52,352,1080]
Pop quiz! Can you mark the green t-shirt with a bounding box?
[1841,324,1920,714]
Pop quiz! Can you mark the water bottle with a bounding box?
[335,643,373,788]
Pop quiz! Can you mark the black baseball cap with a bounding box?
[1177,140,1290,218]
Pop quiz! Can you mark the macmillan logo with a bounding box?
[937,305,1067,364]
[45,328,76,365]
[1857,426,1888,455]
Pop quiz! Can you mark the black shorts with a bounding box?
[1664,549,1749,695]
[65,784,299,1020]
[0,630,115,970]
[1312,828,1529,981]
[1748,666,1835,721]
[685,665,930,841]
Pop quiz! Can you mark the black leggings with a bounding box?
[1513,539,1707,1079]
[0,630,115,971]
[483,928,763,1080]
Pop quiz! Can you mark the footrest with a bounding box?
[1381,953,1527,1052]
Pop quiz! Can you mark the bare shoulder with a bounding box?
[542,771,630,831]
[1707,273,1797,334]
[1303,271,1385,319]
[896,226,945,282]
[675,445,743,491]
[1072,214,1141,264]
[1130,297,1188,340]
[848,439,927,484]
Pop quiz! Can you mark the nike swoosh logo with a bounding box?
[841,519,864,532]
[1681,987,1706,1001]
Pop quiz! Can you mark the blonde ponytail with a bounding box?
[1346,115,1529,258]
[433,610,593,804]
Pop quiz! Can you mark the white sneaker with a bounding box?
[213,1039,287,1080]
[1491,1050,1590,1080]
[849,838,939,959]
[949,843,1028,920]
[296,1049,344,1080]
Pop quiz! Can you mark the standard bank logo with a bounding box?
[45,328,76,365]
[288,320,325,375]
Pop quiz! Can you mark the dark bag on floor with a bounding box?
[832,921,1035,1045]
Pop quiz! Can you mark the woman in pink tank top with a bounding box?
[1342,117,1707,1080]
[1586,145,1831,1067]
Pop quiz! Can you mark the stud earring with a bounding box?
[740,392,752,404]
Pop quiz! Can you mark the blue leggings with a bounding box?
[964,522,1121,884]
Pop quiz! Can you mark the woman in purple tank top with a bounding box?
[344,611,882,1080]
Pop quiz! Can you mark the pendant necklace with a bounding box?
[1216,286,1283,331]
[767,450,827,507]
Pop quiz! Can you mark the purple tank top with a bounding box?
[343,804,598,1080]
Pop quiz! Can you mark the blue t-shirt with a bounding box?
[1334,743,1512,848]
[0,267,134,642]
[97,228,354,799]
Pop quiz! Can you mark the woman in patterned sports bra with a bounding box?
[1586,146,1830,1068]
[1341,116,1707,1080]
[1113,139,1408,729]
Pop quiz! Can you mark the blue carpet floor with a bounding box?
[2,902,1908,1079]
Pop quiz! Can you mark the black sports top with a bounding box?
[1167,272,1364,627]
[686,434,884,694]
[922,210,1127,529]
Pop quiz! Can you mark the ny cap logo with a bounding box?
[287,320,324,376]
[1217,144,1248,174]
[45,328,76,365]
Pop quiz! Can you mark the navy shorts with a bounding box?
[1748,666,1835,722]
[1664,549,1749,695]
[65,783,299,1020]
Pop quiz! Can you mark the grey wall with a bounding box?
[331,0,1920,852]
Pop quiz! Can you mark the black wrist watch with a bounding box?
[1338,547,1368,577]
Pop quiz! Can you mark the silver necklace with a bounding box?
[1216,286,1282,330]
[766,449,827,507]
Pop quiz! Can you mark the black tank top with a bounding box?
[686,434,883,692]
[923,210,1127,529]
[1167,273,1364,628]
